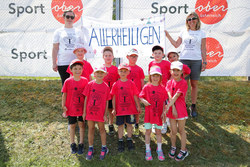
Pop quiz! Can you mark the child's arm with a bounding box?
[62,93,67,118]
[140,98,151,106]
[112,95,116,116]
[164,92,178,118]
[83,97,87,121]
[134,95,142,114]
[89,75,92,81]
[104,100,109,122]
[140,79,144,90]
[165,92,181,111]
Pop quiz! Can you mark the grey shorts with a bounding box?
[180,60,202,80]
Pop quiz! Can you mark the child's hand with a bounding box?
[82,113,86,121]
[62,111,67,118]
[141,99,151,106]
[112,110,116,116]
[137,107,142,114]
[104,115,108,123]
[161,112,166,122]
[172,109,178,118]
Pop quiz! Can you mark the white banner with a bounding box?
[121,0,250,76]
[81,16,165,73]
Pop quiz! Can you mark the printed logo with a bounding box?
[206,37,224,69]
[195,0,228,25]
[51,0,83,24]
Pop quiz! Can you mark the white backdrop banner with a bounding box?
[121,0,250,76]
[81,16,165,72]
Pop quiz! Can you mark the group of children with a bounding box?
[61,44,191,161]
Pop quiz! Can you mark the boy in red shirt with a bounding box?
[83,66,111,160]
[167,50,191,80]
[126,48,145,137]
[163,61,189,161]
[111,63,142,152]
[62,59,88,155]
[140,66,168,161]
[102,46,119,135]
[148,45,171,87]
[66,44,93,81]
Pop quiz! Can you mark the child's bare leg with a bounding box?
[118,125,124,139]
[88,121,95,146]
[155,129,162,144]
[177,119,187,151]
[145,129,151,145]
[170,119,178,147]
[98,122,106,146]
[70,123,76,143]
[78,121,85,144]
[108,108,114,125]
[126,123,133,138]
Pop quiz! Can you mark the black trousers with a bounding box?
[58,65,70,86]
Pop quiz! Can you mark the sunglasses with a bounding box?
[65,15,75,20]
[187,17,197,21]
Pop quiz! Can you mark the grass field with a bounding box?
[0,77,249,167]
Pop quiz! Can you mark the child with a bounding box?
[161,50,191,134]
[66,43,93,81]
[61,59,88,155]
[83,66,111,160]
[163,61,189,161]
[148,45,171,87]
[111,63,142,152]
[167,50,191,80]
[102,46,119,135]
[139,66,168,161]
[126,48,145,137]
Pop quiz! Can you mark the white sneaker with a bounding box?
[161,123,167,134]
[152,124,156,133]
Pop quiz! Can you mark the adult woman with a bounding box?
[52,10,85,85]
[165,12,207,118]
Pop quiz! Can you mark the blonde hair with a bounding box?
[186,12,201,30]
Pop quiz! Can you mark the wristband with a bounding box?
[203,62,207,65]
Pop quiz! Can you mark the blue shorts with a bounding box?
[116,115,136,125]
[144,123,162,130]
[180,60,202,80]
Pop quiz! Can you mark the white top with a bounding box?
[179,29,206,60]
[53,27,85,66]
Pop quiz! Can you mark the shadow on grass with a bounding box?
[0,130,9,167]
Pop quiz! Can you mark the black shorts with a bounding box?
[68,116,83,124]
[108,100,113,109]
[116,115,136,125]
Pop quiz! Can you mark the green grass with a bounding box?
[0,78,249,167]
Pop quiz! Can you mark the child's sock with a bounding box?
[102,145,107,148]
[119,138,123,141]
[89,145,93,148]
[127,137,132,141]
[146,144,150,150]
[180,149,186,153]
[157,143,162,151]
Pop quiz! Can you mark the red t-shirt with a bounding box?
[127,65,145,91]
[166,79,188,119]
[103,65,119,89]
[83,80,111,122]
[110,80,139,116]
[148,60,171,87]
[62,77,88,116]
[183,64,191,78]
[139,83,168,126]
[66,60,93,81]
